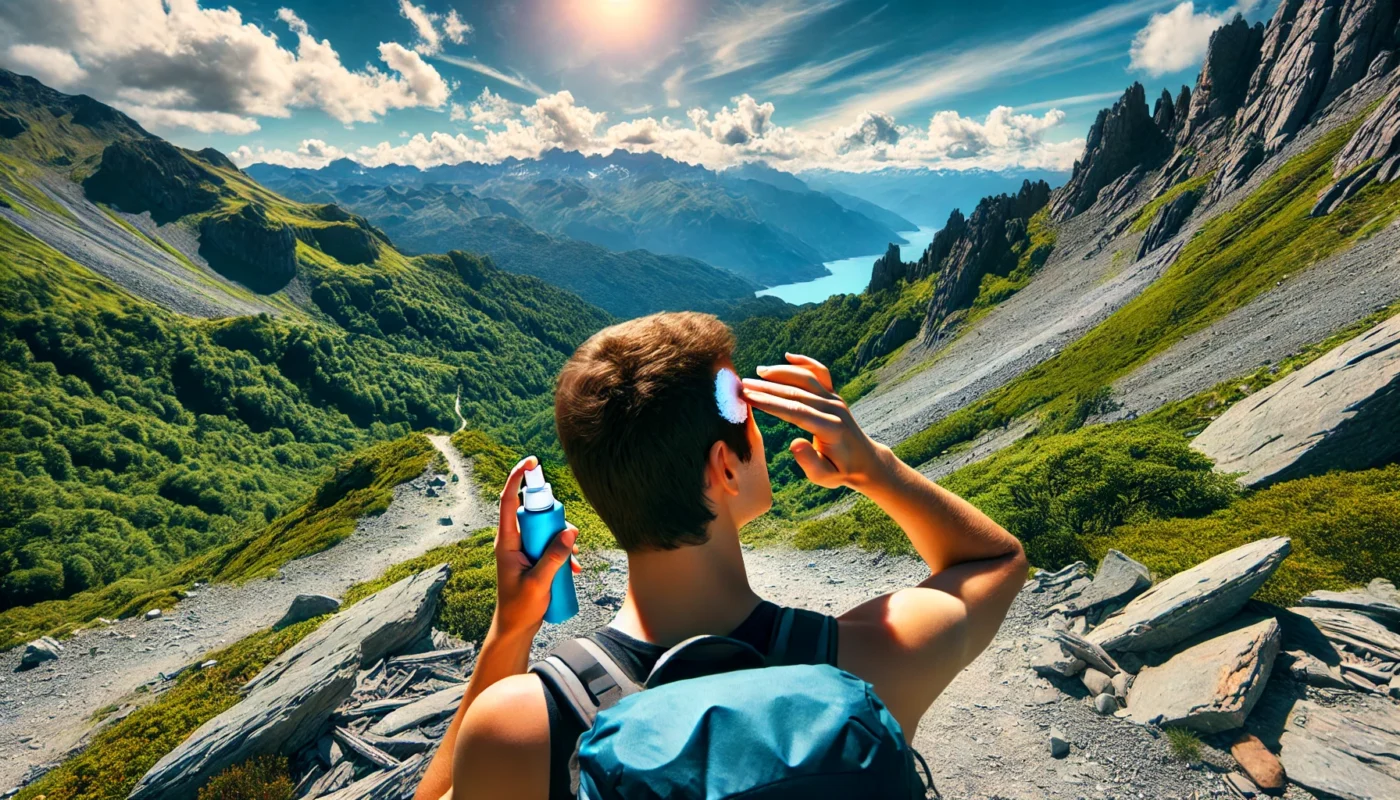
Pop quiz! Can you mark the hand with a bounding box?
[742,354,891,491]
[492,456,581,636]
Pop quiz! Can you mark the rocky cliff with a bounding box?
[83,139,223,223]
[1049,84,1171,220]
[198,203,299,293]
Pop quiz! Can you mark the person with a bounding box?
[413,312,1027,800]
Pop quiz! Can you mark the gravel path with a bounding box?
[0,435,489,790]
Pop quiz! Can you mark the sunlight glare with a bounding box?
[566,0,662,49]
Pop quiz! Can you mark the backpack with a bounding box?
[530,608,936,800]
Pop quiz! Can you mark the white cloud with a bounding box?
[230,138,348,169]
[691,0,848,79]
[398,0,442,55]
[662,66,686,108]
[432,54,546,96]
[450,102,467,122]
[442,10,472,44]
[232,91,1081,175]
[751,45,886,97]
[0,1,451,134]
[1014,91,1125,113]
[1129,1,1258,76]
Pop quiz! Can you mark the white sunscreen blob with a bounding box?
[714,367,748,424]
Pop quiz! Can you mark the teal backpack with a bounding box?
[530,609,935,799]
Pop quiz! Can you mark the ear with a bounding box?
[706,438,742,498]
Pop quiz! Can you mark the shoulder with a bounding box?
[453,674,551,799]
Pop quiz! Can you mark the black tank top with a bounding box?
[538,601,838,799]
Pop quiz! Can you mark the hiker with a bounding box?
[414,312,1027,799]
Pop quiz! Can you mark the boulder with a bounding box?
[128,565,449,800]
[1082,667,1113,696]
[1299,579,1400,626]
[1049,727,1070,759]
[276,594,342,629]
[370,681,467,736]
[20,636,62,668]
[1066,550,1152,618]
[1093,693,1117,715]
[1231,732,1286,792]
[1088,538,1291,653]
[1260,694,1400,800]
[1290,606,1400,662]
[1282,650,1348,689]
[1191,293,1400,489]
[1126,615,1281,733]
[1181,15,1264,142]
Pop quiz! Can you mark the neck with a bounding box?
[611,515,762,647]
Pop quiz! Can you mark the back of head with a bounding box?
[555,312,752,551]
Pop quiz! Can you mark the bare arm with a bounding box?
[744,355,1027,734]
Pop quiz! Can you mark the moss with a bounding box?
[14,618,323,800]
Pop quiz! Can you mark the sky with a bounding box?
[0,0,1276,174]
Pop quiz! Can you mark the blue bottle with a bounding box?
[517,465,578,624]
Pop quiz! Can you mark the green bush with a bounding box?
[196,755,293,800]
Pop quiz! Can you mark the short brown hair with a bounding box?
[555,312,753,551]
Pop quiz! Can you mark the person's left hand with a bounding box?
[492,456,581,636]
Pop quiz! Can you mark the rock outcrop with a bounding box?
[1181,15,1266,143]
[308,222,381,265]
[198,203,299,293]
[1252,689,1400,800]
[1299,579,1400,625]
[1135,185,1202,259]
[1049,84,1171,220]
[866,243,905,293]
[1088,537,1291,653]
[1126,615,1281,732]
[1064,550,1152,619]
[276,593,342,629]
[919,179,1052,343]
[854,316,918,369]
[1314,84,1400,211]
[1191,312,1400,486]
[128,565,449,800]
[83,139,222,223]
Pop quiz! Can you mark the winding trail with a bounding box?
[0,435,489,790]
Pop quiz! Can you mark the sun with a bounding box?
[565,0,663,49]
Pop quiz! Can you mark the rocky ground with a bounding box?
[0,435,488,790]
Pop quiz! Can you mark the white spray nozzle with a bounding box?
[521,464,555,511]
[524,465,546,490]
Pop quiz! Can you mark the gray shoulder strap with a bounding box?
[529,637,641,730]
[768,607,839,667]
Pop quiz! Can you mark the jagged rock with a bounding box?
[371,681,467,736]
[866,243,905,293]
[1300,579,1400,625]
[1231,732,1287,792]
[82,139,222,223]
[1088,537,1291,653]
[1136,185,1202,259]
[855,316,918,369]
[1225,772,1260,799]
[1093,693,1118,715]
[1050,84,1170,220]
[1291,606,1400,661]
[310,222,381,265]
[358,730,433,758]
[1283,649,1350,688]
[333,726,400,769]
[388,646,474,667]
[1182,15,1265,143]
[1032,561,1091,591]
[919,180,1052,343]
[1192,313,1400,486]
[1126,615,1281,732]
[129,566,449,800]
[1051,629,1120,675]
[277,593,342,629]
[20,636,62,668]
[317,734,345,767]
[1253,689,1400,800]
[1334,85,1400,177]
[1174,86,1193,132]
[317,753,427,800]
[1067,550,1152,618]
[1049,727,1070,758]
[199,203,298,293]
[1153,88,1177,133]
[308,761,355,797]
[1320,0,1400,108]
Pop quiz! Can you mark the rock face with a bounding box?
[866,243,905,293]
[309,222,381,265]
[1314,84,1400,211]
[1136,185,1202,259]
[198,203,299,294]
[370,681,467,736]
[1300,579,1400,625]
[128,565,449,800]
[1126,615,1281,732]
[1066,550,1152,618]
[1290,606,1400,660]
[1181,15,1266,143]
[1257,692,1400,800]
[855,316,918,370]
[276,594,343,629]
[1088,537,1291,653]
[1050,84,1171,220]
[1192,312,1400,486]
[19,636,62,668]
[919,179,1052,343]
[82,139,222,223]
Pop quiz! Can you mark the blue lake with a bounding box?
[755,226,938,305]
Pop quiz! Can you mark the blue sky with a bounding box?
[0,0,1275,172]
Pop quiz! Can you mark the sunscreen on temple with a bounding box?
[517,465,578,624]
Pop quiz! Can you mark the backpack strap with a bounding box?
[530,637,640,730]
[767,607,839,667]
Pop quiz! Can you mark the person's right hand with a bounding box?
[491,456,579,637]
[742,353,892,491]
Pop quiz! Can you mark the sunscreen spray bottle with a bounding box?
[517,465,578,624]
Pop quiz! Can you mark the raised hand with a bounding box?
[742,353,891,491]
[493,456,580,636]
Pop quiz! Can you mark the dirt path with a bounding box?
[0,435,489,790]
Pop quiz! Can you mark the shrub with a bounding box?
[196,755,293,800]
[1165,727,1202,762]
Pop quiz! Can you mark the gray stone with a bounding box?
[276,593,342,629]
[371,681,467,736]
[1030,561,1090,592]
[1263,694,1400,800]
[317,753,427,800]
[20,637,62,668]
[357,730,433,758]
[1224,772,1258,799]
[1088,537,1290,653]
[1030,633,1085,678]
[1299,579,1400,626]
[1110,670,1133,699]
[1049,727,1070,759]
[1334,85,1400,179]
[317,734,344,768]
[1192,313,1400,487]
[1093,693,1117,715]
[1126,615,1281,733]
[1283,650,1348,689]
[333,727,399,769]
[128,565,449,800]
[307,761,355,797]
[1067,550,1152,618]
[1291,606,1400,662]
[1082,667,1113,696]
[145,608,162,620]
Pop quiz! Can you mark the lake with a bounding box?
[755,226,938,306]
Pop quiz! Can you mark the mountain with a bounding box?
[801,166,1069,228]
[723,162,917,232]
[0,68,612,612]
[278,181,759,318]
[248,148,910,288]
